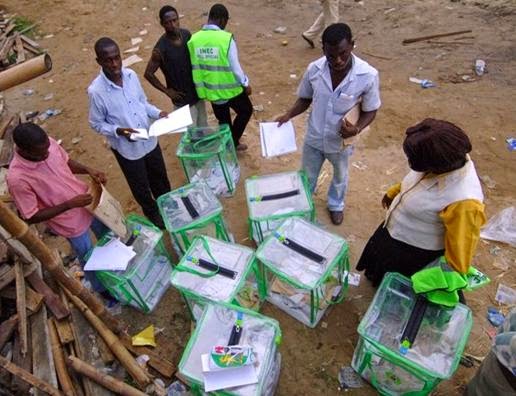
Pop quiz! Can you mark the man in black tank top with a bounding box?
[145,5,207,126]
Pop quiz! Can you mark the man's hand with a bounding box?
[381,194,393,209]
[88,169,107,185]
[275,113,290,127]
[340,118,360,139]
[158,111,168,119]
[165,88,185,102]
[66,194,93,209]
[244,85,252,96]
[116,127,137,142]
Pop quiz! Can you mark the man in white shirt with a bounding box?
[277,23,381,225]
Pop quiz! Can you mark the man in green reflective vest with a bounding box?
[188,3,253,152]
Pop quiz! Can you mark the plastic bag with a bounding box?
[480,207,516,247]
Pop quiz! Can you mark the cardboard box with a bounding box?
[87,179,127,238]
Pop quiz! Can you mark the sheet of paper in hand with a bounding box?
[130,104,193,140]
[259,120,297,158]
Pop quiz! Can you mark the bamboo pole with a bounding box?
[62,288,150,388]
[0,200,122,333]
[0,53,52,91]
[402,29,473,45]
[67,356,147,396]
[48,318,77,396]
[0,355,62,396]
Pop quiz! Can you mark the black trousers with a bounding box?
[211,90,253,145]
[112,144,170,226]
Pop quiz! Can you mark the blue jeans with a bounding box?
[67,218,109,292]
[302,143,353,212]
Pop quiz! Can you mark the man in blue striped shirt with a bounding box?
[88,37,170,228]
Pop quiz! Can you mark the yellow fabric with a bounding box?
[440,199,486,274]
[385,183,401,199]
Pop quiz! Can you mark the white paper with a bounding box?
[129,105,193,140]
[201,354,258,392]
[259,121,297,158]
[253,173,297,196]
[84,238,136,271]
[149,105,193,136]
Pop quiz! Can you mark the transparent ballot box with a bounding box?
[351,273,472,396]
[95,215,173,313]
[171,236,265,320]
[245,170,314,244]
[157,181,231,256]
[178,303,282,396]
[256,217,349,328]
[177,124,240,197]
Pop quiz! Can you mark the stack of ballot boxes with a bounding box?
[178,303,282,396]
[171,236,265,320]
[157,181,231,257]
[256,217,349,328]
[177,124,240,197]
[95,215,173,313]
[352,273,472,395]
[245,170,315,244]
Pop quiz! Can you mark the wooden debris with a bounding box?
[0,260,37,291]
[13,34,24,63]
[120,334,175,378]
[63,288,150,388]
[0,200,122,333]
[14,259,27,356]
[11,326,32,394]
[67,356,146,396]
[0,355,62,396]
[0,314,17,351]
[69,304,115,396]
[26,270,70,320]
[0,14,41,70]
[402,29,473,45]
[0,285,44,313]
[48,319,77,396]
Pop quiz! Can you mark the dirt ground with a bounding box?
[2,0,516,394]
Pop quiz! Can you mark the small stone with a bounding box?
[253,105,264,112]
[289,74,297,79]
[71,137,82,144]
[321,321,328,329]
[281,40,288,46]
[139,29,148,36]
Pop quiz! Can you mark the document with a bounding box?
[87,179,127,238]
[341,104,370,147]
[201,354,258,392]
[259,120,297,158]
[130,105,193,140]
[84,238,136,272]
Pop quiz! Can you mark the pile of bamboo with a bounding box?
[0,10,41,70]
[0,200,175,395]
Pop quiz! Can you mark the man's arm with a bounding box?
[228,38,251,94]
[26,194,93,225]
[276,98,312,126]
[144,49,185,102]
[340,109,377,138]
[67,159,107,185]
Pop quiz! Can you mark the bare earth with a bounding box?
[2,0,516,395]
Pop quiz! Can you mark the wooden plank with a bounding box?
[120,334,175,378]
[0,261,38,291]
[0,355,61,396]
[26,271,70,319]
[0,285,44,313]
[20,34,40,49]
[14,34,24,63]
[30,267,58,396]
[54,318,75,345]
[14,259,28,356]
[402,29,473,45]
[69,305,115,396]
[96,335,115,365]
[0,36,14,61]
[0,314,17,351]
[48,319,77,396]
[67,343,86,396]
[11,326,32,394]
[22,41,40,55]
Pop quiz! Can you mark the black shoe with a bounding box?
[302,33,315,49]
[329,210,343,225]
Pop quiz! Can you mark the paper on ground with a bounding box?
[130,105,193,140]
[201,354,258,392]
[122,54,143,68]
[259,120,297,158]
[84,238,135,271]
